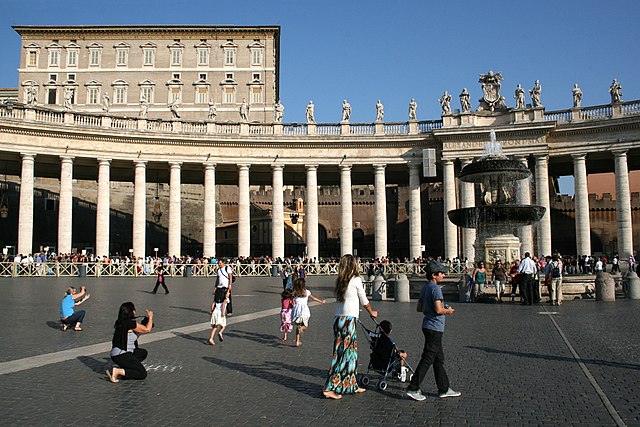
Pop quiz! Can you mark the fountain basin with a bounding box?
[447,205,546,228]
[458,157,531,183]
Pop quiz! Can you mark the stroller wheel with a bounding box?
[360,376,370,386]
[378,380,387,391]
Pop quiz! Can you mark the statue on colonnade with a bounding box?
[459,88,471,113]
[274,100,284,123]
[514,84,525,109]
[341,100,351,122]
[306,101,315,123]
[572,84,583,108]
[609,79,623,103]
[439,91,452,115]
[25,82,38,106]
[408,98,417,120]
[208,100,217,121]
[478,70,507,111]
[375,100,384,122]
[529,80,542,108]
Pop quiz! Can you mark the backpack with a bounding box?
[551,262,561,278]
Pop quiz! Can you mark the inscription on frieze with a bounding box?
[444,138,544,150]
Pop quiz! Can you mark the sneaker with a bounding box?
[439,388,461,398]
[406,389,426,401]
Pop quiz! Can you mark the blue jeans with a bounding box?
[61,310,85,326]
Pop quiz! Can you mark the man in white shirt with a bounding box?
[517,252,537,305]
[216,259,234,315]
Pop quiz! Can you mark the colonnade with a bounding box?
[13,150,635,262]
[14,155,424,260]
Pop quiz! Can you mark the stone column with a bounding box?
[534,154,552,257]
[613,150,633,262]
[17,153,35,255]
[96,159,111,257]
[515,156,533,255]
[132,160,147,258]
[237,164,251,257]
[409,162,422,260]
[572,154,591,256]
[57,156,74,254]
[271,165,285,259]
[459,158,475,262]
[442,159,457,261]
[373,164,387,259]
[168,162,182,257]
[340,164,353,255]
[203,163,216,258]
[305,165,319,261]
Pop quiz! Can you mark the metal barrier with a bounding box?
[0,261,462,278]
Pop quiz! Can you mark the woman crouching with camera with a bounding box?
[106,302,154,383]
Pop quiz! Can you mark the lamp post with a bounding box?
[154,247,159,261]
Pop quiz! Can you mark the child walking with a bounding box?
[209,287,227,345]
[291,278,325,347]
[280,288,294,341]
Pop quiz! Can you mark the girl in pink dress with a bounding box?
[280,288,294,341]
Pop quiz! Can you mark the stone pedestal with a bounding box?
[626,271,640,300]
[372,275,386,301]
[394,273,410,302]
[477,232,521,265]
[595,272,616,301]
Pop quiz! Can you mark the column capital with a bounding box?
[441,158,454,166]
[60,155,75,163]
[304,164,319,171]
[513,155,528,162]
[533,153,549,162]
[97,158,112,166]
[408,162,421,171]
[459,157,473,166]
[20,152,36,161]
[169,161,183,169]
[203,162,217,171]
[271,164,284,172]
[612,149,628,158]
[339,164,352,172]
[373,163,387,171]
[238,163,251,171]
[134,160,147,167]
[571,153,587,161]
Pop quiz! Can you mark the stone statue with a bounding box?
[25,83,37,106]
[439,91,452,115]
[169,99,180,118]
[478,70,507,111]
[609,79,622,103]
[274,100,284,123]
[239,98,249,122]
[305,100,315,123]
[459,88,471,113]
[408,98,417,120]
[102,94,110,113]
[375,100,384,122]
[572,84,583,108]
[341,100,351,122]
[514,84,525,109]
[207,100,217,120]
[139,98,148,119]
[63,87,74,110]
[529,80,542,107]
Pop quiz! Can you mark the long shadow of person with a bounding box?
[203,356,323,398]
[223,330,284,348]
[172,331,210,345]
[77,355,112,375]
[46,320,62,330]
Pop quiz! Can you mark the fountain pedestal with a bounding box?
[477,233,521,266]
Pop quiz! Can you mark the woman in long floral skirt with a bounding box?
[323,254,378,400]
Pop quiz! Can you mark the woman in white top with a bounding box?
[323,254,378,400]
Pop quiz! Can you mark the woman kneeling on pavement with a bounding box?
[106,302,154,383]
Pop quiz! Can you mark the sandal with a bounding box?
[106,369,119,383]
[74,327,83,331]
[61,324,68,331]
[217,333,224,342]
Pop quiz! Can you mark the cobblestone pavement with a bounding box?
[0,276,639,426]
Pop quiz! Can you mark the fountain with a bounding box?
[447,130,546,264]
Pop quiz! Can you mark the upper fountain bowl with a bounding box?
[458,157,531,184]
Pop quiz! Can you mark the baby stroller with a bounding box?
[358,317,414,391]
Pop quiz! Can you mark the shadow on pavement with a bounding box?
[172,331,210,345]
[78,355,111,375]
[203,356,323,398]
[223,329,284,348]
[46,321,62,330]
[170,305,210,315]
[467,345,640,370]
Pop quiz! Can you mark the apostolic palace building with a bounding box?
[0,25,639,263]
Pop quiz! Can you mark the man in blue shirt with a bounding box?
[406,261,461,401]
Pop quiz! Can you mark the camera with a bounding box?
[444,304,451,309]
[141,316,155,328]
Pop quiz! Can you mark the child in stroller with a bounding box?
[359,319,413,390]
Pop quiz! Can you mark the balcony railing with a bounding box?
[0,100,638,138]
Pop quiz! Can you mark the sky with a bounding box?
[1,0,639,191]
